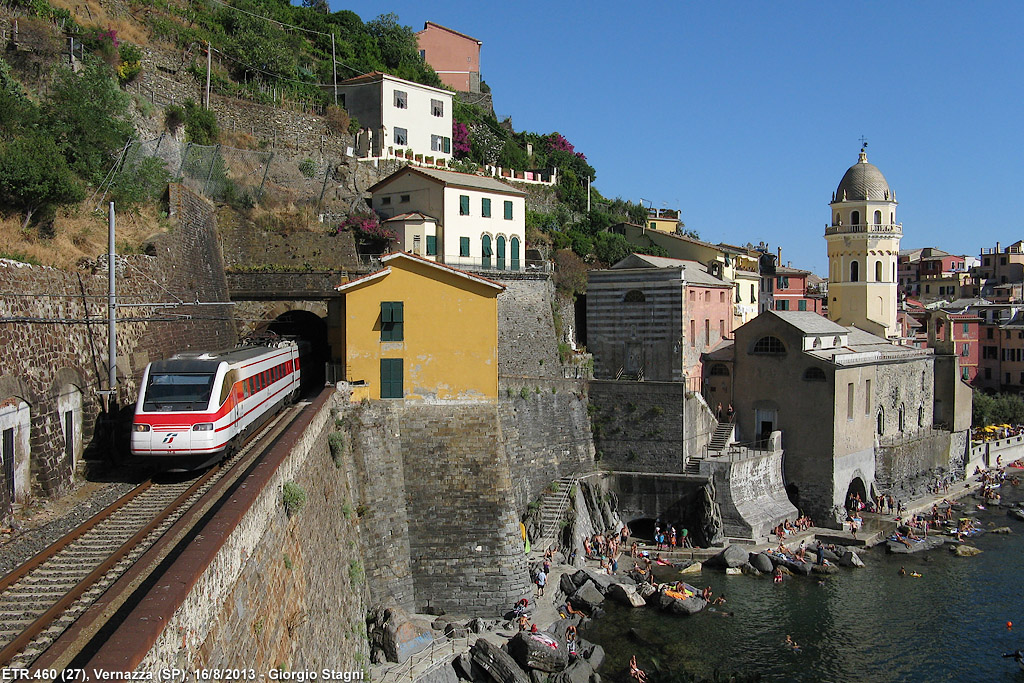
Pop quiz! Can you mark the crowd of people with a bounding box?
[772,516,813,543]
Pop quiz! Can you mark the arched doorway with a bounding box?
[56,383,83,476]
[264,310,329,394]
[845,477,867,512]
[0,397,31,510]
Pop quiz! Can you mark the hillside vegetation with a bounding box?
[0,0,669,276]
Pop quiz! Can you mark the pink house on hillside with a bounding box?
[415,21,482,93]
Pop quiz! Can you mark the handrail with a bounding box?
[378,634,473,683]
[534,476,578,553]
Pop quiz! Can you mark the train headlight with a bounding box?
[133,424,151,432]
[192,423,214,431]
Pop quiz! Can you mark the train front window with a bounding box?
[144,373,215,411]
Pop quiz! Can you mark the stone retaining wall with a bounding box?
[0,184,234,519]
[496,278,559,378]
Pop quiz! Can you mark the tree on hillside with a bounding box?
[301,0,329,14]
[0,132,84,229]
[43,61,133,186]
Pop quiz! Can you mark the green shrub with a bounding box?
[349,559,365,585]
[328,431,346,468]
[110,156,171,207]
[519,387,529,400]
[341,502,353,519]
[183,99,218,145]
[164,104,185,134]
[298,158,317,178]
[283,554,293,570]
[282,481,307,516]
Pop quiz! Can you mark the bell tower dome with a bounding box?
[824,145,902,338]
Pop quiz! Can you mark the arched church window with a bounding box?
[851,210,861,225]
[851,260,860,282]
[623,290,646,303]
[709,364,730,376]
[751,336,786,354]
[877,408,884,436]
[875,260,883,282]
[803,367,827,382]
[835,213,841,225]
[898,404,906,432]
[874,210,882,224]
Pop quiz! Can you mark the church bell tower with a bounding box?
[824,145,901,338]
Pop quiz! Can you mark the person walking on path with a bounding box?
[535,568,546,597]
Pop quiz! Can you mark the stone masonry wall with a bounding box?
[589,381,687,473]
[876,429,958,500]
[498,377,594,511]
[497,278,560,378]
[398,403,531,615]
[136,390,370,674]
[0,184,234,518]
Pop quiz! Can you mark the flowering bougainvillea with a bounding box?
[544,132,587,162]
[452,121,471,158]
[336,213,396,241]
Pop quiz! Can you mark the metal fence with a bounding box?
[121,135,273,203]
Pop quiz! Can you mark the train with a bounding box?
[131,337,309,469]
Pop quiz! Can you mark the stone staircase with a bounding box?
[708,419,735,453]
[533,475,579,552]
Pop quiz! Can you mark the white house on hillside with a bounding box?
[368,166,526,271]
[339,71,453,163]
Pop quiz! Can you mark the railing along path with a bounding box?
[0,403,306,669]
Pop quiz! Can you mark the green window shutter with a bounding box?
[460,195,469,215]
[460,237,470,256]
[426,235,437,255]
[380,359,403,399]
[443,137,451,154]
[482,235,493,257]
[381,302,404,341]
[798,299,807,311]
[504,201,513,220]
[482,198,491,217]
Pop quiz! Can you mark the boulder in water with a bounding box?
[839,550,865,568]
[507,631,569,673]
[571,581,606,609]
[708,545,750,568]
[750,552,774,574]
[952,544,983,557]
[607,582,646,607]
[990,526,1013,534]
[679,561,702,574]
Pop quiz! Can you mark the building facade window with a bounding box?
[497,236,506,270]
[851,210,861,225]
[798,299,807,311]
[381,302,404,341]
[875,261,883,282]
[459,195,470,215]
[851,261,860,282]
[394,127,408,146]
[380,358,403,399]
[847,383,854,420]
[482,198,491,217]
[459,237,470,257]
[481,235,492,268]
[394,90,407,109]
[865,379,871,415]
[504,201,513,220]
[430,135,451,153]
[431,98,443,117]
[510,237,520,270]
[751,336,785,354]
[874,210,882,224]
[776,300,789,311]
[803,367,826,381]
[624,290,646,303]
[426,235,437,256]
[710,364,730,376]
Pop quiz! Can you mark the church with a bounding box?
[703,148,972,525]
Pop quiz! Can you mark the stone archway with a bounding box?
[845,476,868,512]
[261,309,330,392]
[51,368,87,485]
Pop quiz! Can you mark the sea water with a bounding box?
[582,486,1024,682]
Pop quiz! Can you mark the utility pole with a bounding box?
[205,41,212,109]
[586,176,591,213]
[104,202,117,408]
[331,32,338,106]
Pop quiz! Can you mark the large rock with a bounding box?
[886,536,945,554]
[584,643,605,670]
[507,631,569,673]
[471,638,531,683]
[606,582,646,607]
[550,658,594,683]
[636,581,657,599]
[656,590,707,615]
[990,526,1013,534]
[382,606,434,663]
[952,544,983,557]
[679,561,702,575]
[811,563,838,575]
[750,552,774,574]
[560,574,578,596]
[708,545,749,568]
[571,581,606,609]
[838,550,865,568]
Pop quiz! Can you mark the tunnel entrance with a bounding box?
[845,476,867,512]
[262,310,329,394]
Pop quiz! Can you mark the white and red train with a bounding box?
[131,339,307,469]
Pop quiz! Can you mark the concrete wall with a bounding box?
[702,447,797,540]
[124,391,370,674]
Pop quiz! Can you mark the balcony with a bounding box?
[824,223,902,236]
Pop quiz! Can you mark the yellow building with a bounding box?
[330,252,504,401]
[645,208,682,233]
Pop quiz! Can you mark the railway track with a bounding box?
[0,403,306,669]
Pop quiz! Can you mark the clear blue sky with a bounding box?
[335,1,1024,275]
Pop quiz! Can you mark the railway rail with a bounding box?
[0,402,307,669]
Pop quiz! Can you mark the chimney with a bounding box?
[777,246,782,262]
[997,241,1002,253]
